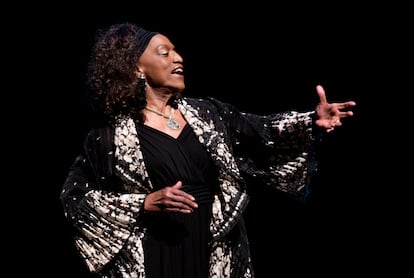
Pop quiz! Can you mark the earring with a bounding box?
[138,73,146,93]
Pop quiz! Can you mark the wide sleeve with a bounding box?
[241,110,321,201]
[207,97,323,202]
[60,126,147,273]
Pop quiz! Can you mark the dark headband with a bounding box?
[136,27,158,57]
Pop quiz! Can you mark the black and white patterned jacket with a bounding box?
[61,96,320,278]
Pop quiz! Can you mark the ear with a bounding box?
[134,69,143,78]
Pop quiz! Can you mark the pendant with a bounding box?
[166,118,180,130]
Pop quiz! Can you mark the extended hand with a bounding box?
[314,85,356,132]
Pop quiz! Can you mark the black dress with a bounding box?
[136,123,218,278]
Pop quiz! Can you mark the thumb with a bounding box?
[316,84,327,104]
[171,181,183,189]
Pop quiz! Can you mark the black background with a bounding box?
[12,2,410,276]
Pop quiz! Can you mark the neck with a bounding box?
[145,106,173,119]
[144,105,180,130]
[145,90,173,109]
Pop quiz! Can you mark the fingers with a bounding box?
[165,190,198,211]
[336,101,357,111]
[341,110,354,117]
[345,100,357,107]
[171,181,195,201]
[317,85,357,110]
[171,180,183,189]
[314,84,356,133]
[316,85,327,105]
[146,183,198,214]
[335,102,356,119]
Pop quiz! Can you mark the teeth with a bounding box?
[173,68,183,73]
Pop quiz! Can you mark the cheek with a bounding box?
[146,71,168,86]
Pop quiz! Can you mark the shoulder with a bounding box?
[179,96,235,113]
[84,122,115,149]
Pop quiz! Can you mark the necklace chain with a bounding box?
[145,106,172,119]
[145,106,180,130]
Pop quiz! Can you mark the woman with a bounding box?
[60,22,356,278]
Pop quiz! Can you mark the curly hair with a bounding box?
[86,23,151,123]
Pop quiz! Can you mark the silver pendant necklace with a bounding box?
[145,106,180,130]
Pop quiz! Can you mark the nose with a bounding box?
[174,51,183,63]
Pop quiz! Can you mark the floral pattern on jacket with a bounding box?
[60,96,319,278]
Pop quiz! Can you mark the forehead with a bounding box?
[147,34,174,49]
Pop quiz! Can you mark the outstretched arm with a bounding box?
[314,85,356,132]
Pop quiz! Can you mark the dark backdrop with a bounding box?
[16,3,410,277]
